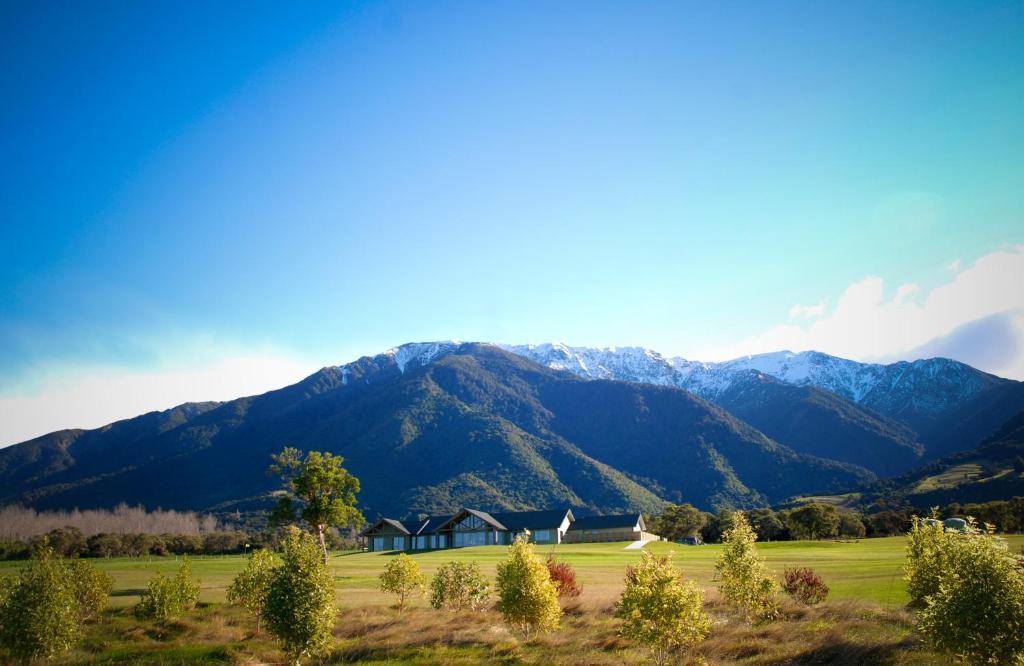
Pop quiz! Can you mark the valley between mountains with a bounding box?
[2,342,1022,520]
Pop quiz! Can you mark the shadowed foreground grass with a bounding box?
[4,536,1021,664]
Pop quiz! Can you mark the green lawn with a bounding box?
[5,534,1018,609]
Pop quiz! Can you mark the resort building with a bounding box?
[361,507,658,551]
[562,512,657,544]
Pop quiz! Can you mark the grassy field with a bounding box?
[3,535,1022,664]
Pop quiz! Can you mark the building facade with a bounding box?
[361,507,656,551]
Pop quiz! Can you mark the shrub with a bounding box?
[429,561,491,611]
[781,567,828,605]
[715,511,779,622]
[227,548,277,634]
[0,546,80,662]
[904,514,951,607]
[379,553,426,612]
[135,556,200,622]
[496,537,561,639]
[69,559,114,621]
[914,520,1024,664]
[545,557,582,599]
[838,512,866,538]
[87,533,125,558]
[616,551,710,666]
[264,527,336,664]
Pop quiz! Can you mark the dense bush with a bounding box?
[781,567,829,605]
[228,548,277,634]
[545,557,582,598]
[135,557,200,622]
[616,551,709,666]
[715,511,779,622]
[429,561,491,611]
[903,515,950,607]
[69,559,114,621]
[264,527,336,664]
[837,512,866,538]
[0,546,81,662]
[910,518,1024,663]
[496,537,561,639]
[379,553,426,612]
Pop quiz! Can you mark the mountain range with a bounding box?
[1,341,1021,520]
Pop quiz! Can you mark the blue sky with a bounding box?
[1,2,1023,444]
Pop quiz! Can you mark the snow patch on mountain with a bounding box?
[385,341,462,373]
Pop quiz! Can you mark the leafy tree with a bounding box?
[700,509,736,543]
[785,503,840,540]
[268,448,365,562]
[616,550,710,666]
[379,553,426,612]
[781,567,829,605]
[651,504,707,541]
[135,556,200,622]
[747,508,785,542]
[0,546,80,663]
[715,511,778,622]
[914,518,1024,664]
[496,537,561,639]
[227,548,277,634]
[429,561,491,611]
[264,527,336,665]
[68,559,114,621]
[838,512,866,538]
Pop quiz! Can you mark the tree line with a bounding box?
[649,496,1024,543]
[0,504,218,540]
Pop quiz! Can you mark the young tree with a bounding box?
[268,448,364,563]
[379,553,426,613]
[616,551,710,666]
[135,556,200,622]
[227,548,277,634]
[651,504,707,541]
[913,519,1024,663]
[785,503,840,540]
[904,514,950,607]
[0,546,80,662]
[264,527,336,665]
[715,511,779,622]
[68,559,114,621]
[496,537,561,639]
[429,561,491,611]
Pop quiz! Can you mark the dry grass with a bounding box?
[60,591,946,665]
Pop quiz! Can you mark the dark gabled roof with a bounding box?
[489,509,573,531]
[416,515,455,535]
[359,517,414,537]
[432,508,508,532]
[567,513,642,531]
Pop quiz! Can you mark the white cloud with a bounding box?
[789,301,826,319]
[947,258,962,273]
[0,350,318,447]
[696,244,1024,379]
